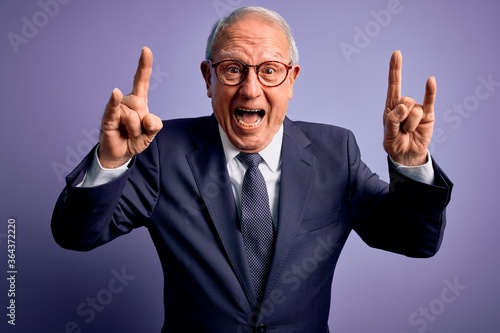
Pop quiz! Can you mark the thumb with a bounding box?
[385,104,408,136]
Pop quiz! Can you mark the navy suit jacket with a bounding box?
[52,115,453,333]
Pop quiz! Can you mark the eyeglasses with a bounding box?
[210,59,293,88]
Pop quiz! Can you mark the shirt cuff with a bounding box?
[77,146,130,188]
[389,152,435,185]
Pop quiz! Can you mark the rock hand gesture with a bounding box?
[98,47,163,168]
[383,50,436,166]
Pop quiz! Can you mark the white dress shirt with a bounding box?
[220,125,283,228]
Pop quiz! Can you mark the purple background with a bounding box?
[1,0,499,332]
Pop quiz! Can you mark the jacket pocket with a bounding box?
[298,208,340,234]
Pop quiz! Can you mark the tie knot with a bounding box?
[237,153,263,168]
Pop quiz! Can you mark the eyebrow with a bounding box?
[216,50,286,62]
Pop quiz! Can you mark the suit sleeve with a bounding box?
[348,131,453,258]
[51,141,161,251]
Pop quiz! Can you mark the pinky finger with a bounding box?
[423,76,437,113]
[104,88,124,120]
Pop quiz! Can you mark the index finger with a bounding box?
[386,50,402,109]
[131,46,153,99]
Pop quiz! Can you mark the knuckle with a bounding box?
[409,106,424,118]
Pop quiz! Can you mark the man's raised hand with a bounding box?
[98,46,163,168]
[383,50,436,166]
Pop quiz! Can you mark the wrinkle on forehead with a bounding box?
[218,49,286,63]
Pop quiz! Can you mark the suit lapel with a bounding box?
[186,115,256,305]
[265,118,316,296]
[186,116,316,305]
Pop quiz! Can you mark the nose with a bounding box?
[239,67,262,99]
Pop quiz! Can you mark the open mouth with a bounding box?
[234,108,265,127]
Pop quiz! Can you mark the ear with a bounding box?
[287,64,301,99]
[200,61,213,98]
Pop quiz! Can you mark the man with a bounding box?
[52,6,453,333]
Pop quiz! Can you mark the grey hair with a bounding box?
[205,6,299,65]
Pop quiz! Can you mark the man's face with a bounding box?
[201,14,300,153]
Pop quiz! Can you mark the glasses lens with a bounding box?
[216,61,246,85]
[214,60,290,87]
[258,62,288,87]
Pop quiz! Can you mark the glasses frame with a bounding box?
[209,59,293,88]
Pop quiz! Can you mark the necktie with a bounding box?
[237,152,275,301]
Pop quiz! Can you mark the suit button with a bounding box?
[256,324,267,333]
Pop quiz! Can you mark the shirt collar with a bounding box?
[218,124,283,172]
